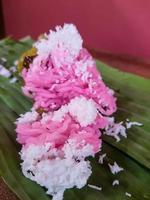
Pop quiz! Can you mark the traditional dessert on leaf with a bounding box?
[15,24,121,200]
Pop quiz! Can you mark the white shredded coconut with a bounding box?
[104,117,127,142]
[42,96,98,127]
[112,179,119,186]
[1,57,6,62]
[88,184,102,191]
[20,143,52,165]
[21,140,93,200]
[16,108,39,124]
[0,64,11,78]
[108,162,124,174]
[125,192,132,197]
[14,60,19,66]
[41,104,68,124]
[98,153,106,164]
[52,105,68,122]
[104,118,143,142]
[10,66,17,73]
[68,96,97,127]
[41,112,52,124]
[10,77,17,83]
[52,191,64,200]
[0,63,17,81]
[108,89,115,95]
[63,139,94,159]
[126,120,142,129]
[75,59,94,82]
[34,24,83,59]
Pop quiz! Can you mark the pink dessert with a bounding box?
[21,25,116,115]
[16,96,109,152]
[16,24,118,200]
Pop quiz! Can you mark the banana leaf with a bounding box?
[0,37,33,68]
[0,38,150,200]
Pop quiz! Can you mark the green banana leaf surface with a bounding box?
[0,38,150,200]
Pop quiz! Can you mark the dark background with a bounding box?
[1,0,150,60]
[0,0,5,38]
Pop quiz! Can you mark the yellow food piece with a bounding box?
[18,47,37,73]
[36,107,45,115]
